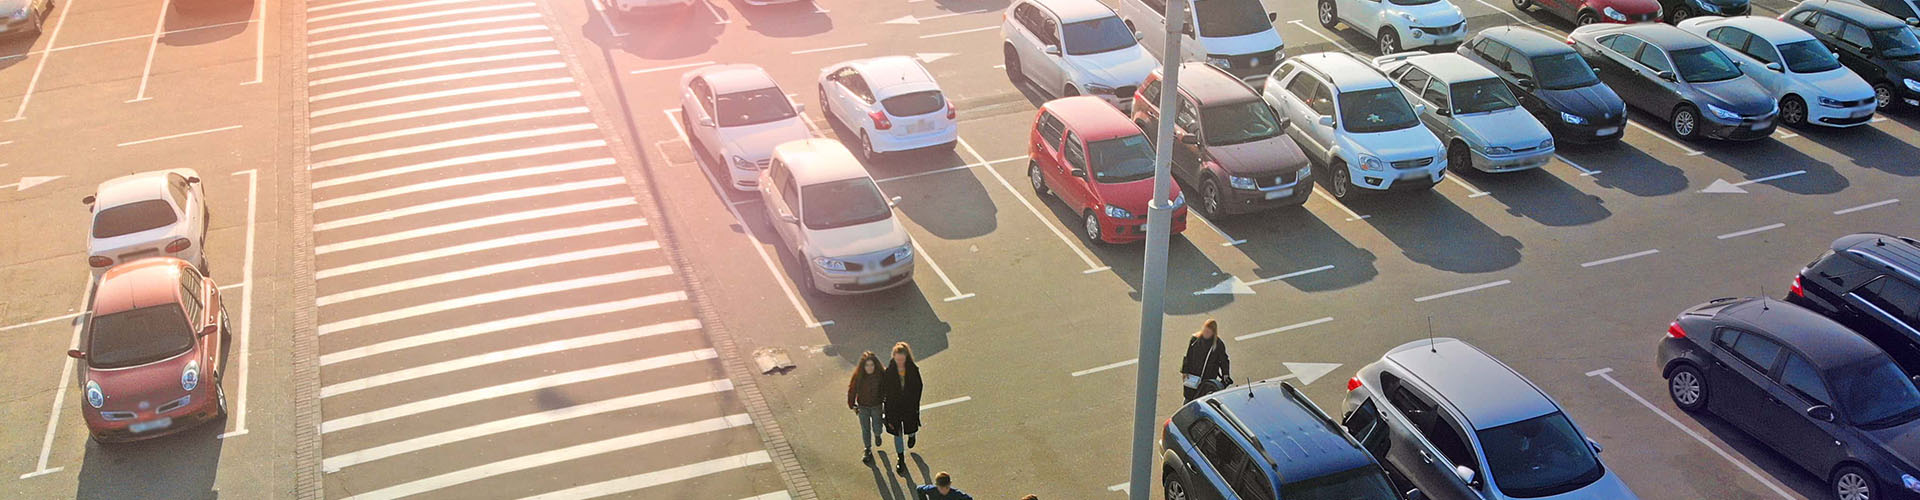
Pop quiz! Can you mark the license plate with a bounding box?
[1595,127,1619,136]
[129,418,173,433]
[1264,188,1293,200]
[857,274,889,285]
[1853,109,1875,118]
[904,121,931,134]
[1751,121,1771,130]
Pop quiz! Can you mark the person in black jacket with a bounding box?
[1180,319,1231,403]
[847,351,886,464]
[881,341,924,476]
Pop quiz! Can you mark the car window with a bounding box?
[799,178,890,230]
[1387,383,1475,472]
[1337,87,1419,134]
[1721,329,1784,371]
[1811,251,1879,288]
[1870,26,1920,59]
[1013,3,1043,38]
[882,91,945,117]
[775,163,799,212]
[1064,17,1136,55]
[1308,81,1336,116]
[1779,354,1834,405]
[1870,0,1920,18]
[1139,0,1167,17]
[1709,27,1754,54]
[1479,40,1513,70]
[1036,111,1067,149]
[1602,34,1646,57]
[1038,12,1061,47]
[1476,412,1604,498]
[1830,356,1920,427]
[1779,39,1843,72]
[1141,78,1163,104]
[1395,66,1432,91]
[180,265,204,319]
[1814,15,1847,37]
[1671,46,1743,82]
[1193,418,1250,483]
[1503,47,1533,79]
[1532,52,1599,90]
[714,87,797,127]
[690,77,715,115]
[1063,131,1088,174]
[1841,23,1873,49]
[92,199,180,239]
[1420,76,1449,110]
[1450,78,1519,114]
[86,305,195,369]
[1745,36,1784,65]
[1633,44,1674,73]
[1087,134,1156,183]
[1342,398,1393,458]
[1279,465,1401,500]
[1234,459,1275,500]
[1857,276,1920,326]
[1193,0,1271,38]
[1283,72,1320,109]
[844,73,874,103]
[1200,100,1281,146]
[1174,97,1201,132]
[1790,10,1818,28]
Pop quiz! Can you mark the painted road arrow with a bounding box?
[914,53,956,64]
[884,9,994,25]
[1192,265,1336,296]
[1,175,61,191]
[1700,170,1805,194]
[1277,362,1342,385]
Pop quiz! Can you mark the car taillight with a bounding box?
[88,256,113,268]
[1667,321,1687,339]
[165,238,192,253]
[1790,275,1805,297]
[1347,376,1363,392]
[869,111,891,130]
[1564,36,1575,46]
[946,102,957,120]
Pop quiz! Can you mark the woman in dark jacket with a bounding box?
[847,351,886,464]
[881,341,924,475]
[1180,319,1231,403]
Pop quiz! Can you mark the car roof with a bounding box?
[1043,96,1142,141]
[1480,26,1579,56]
[1026,0,1119,23]
[1386,338,1559,430]
[1716,298,1887,369]
[776,138,871,185]
[1808,0,1911,29]
[849,56,939,93]
[1611,23,1714,49]
[1163,62,1260,105]
[93,258,187,317]
[1202,382,1379,484]
[690,64,780,95]
[1834,232,1920,277]
[1403,53,1499,83]
[1697,16,1819,43]
[1293,52,1393,92]
[94,170,182,209]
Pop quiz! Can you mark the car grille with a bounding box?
[157,395,192,414]
[100,411,138,421]
[834,273,908,291]
[1631,12,1658,22]
[1215,51,1281,79]
[1414,22,1464,36]
[1509,145,1541,154]
[1821,114,1872,125]
[1391,157,1434,170]
[119,248,161,263]
[1832,97,1874,108]
[1255,171,1297,188]
[754,159,771,169]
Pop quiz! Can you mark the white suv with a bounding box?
[1317,0,1467,54]
[1002,0,1160,110]
[1116,0,1286,88]
[817,56,959,161]
[1263,53,1447,199]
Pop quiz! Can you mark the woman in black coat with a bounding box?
[881,341,924,475]
[1180,319,1231,403]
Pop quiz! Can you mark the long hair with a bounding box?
[890,341,917,370]
[849,350,880,391]
[1194,318,1219,339]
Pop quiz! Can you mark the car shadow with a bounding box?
[1680,410,1832,500]
[927,0,1011,15]
[1004,71,1056,109]
[75,416,225,500]
[1466,167,1612,227]
[1350,190,1523,274]
[1026,195,1234,313]
[1209,207,1381,292]
[1558,141,1690,197]
[163,0,253,45]
[1798,122,1920,177]
[1698,136,1848,195]
[617,5,723,60]
[728,0,830,38]
[811,277,952,365]
[817,117,1002,240]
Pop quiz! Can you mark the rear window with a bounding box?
[882,91,946,117]
[87,305,195,369]
[92,199,179,239]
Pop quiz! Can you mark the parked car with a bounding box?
[1786,233,1920,374]
[1373,52,1557,173]
[1317,0,1468,54]
[1569,22,1780,140]
[1843,0,1920,25]
[1658,0,1748,24]
[71,257,230,443]
[1345,338,1638,500]
[599,0,694,15]
[84,170,209,279]
[1660,296,1920,500]
[1002,0,1160,110]
[1131,63,1311,218]
[1513,0,1662,26]
[1117,0,1285,88]
[1459,27,1629,144]
[679,64,813,191]
[1782,0,1920,111]
[1678,16,1878,127]
[757,139,914,295]
[1163,379,1417,500]
[1028,96,1187,244]
[0,0,52,38]
[817,56,959,161]
[1264,52,1448,200]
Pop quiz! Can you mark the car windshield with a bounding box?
[1063,17,1137,55]
[1086,135,1156,183]
[1478,412,1606,498]
[1194,0,1271,38]
[1337,87,1421,134]
[800,178,892,230]
[87,305,195,369]
[1832,357,1920,428]
[1201,100,1282,145]
[1778,39,1844,73]
[881,91,945,117]
[1532,52,1601,90]
[1671,46,1743,83]
[1450,78,1520,114]
[1276,465,1402,500]
[1871,27,1920,60]
[92,199,178,239]
[714,87,796,127]
[1389,0,1443,5]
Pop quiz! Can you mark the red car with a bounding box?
[1026,96,1186,244]
[1514,0,1660,25]
[70,257,229,444]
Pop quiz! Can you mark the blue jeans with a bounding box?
[856,406,883,449]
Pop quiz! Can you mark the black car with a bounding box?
[1785,0,1920,111]
[1161,380,1417,500]
[1660,0,1749,24]
[1659,296,1920,500]
[1787,233,1920,374]
[1568,22,1779,141]
[1847,0,1920,25]
[1459,27,1629,145]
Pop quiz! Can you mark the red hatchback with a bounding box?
[1027,96,1186,244]
[71,257,229,443]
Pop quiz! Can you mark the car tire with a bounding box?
[1317,0,1338,29]
[1671,104,1701,140]
[1064,85,1080,98]
[1578,11,1601,25]
[1164,474,1192,500]
[1513,0,1532,10]
[1200,177,1226,219]
[1873,81,1896,110]
[1834,465,1877,500]
[1084,211,1105,244]
[1780,96,1808,127]
[1004,44,1023,83]
[1667,364,1707,412]
[1666,5,1692,24]
[1327,161,1353,200]
[1029,162,1051,198]
[817,85,835,128]
[197,257,211,277]
[214,382,229,420]
[1448,141,1474,174]
[1378,29,1401,55]
[859,130,880,162]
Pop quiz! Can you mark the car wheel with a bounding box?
[1666,5,1692,24]
[1317,0,1338,29]
[1512,0,1532,10]
[1667,364,1707,411]
[1874,82,1895,110]
[817,85,835,127]
[1084,211,1104,244]
[1448,141,1474,174]
[214,382,229,419]
[1578,11,1601,25]
[1201,178,1225,219]
[859,131,879,162]
[1834,465,1876,500]
[197,257,211,277]
[1029,162,1050,197]
[1165,475,1191,500]
[1064,85,1080,97]
[1378,29,1401,54]
[1328,161,1353,200]
[1780,96,1808,127]
[1671,105,1701,140]
[1004,44,1023,82]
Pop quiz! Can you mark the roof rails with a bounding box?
[1207,398,1283,473]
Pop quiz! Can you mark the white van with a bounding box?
[1117,0,1286,88]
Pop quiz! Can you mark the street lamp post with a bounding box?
[1125,1,1186,498]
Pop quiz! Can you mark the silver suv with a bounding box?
[1263,52,1447,200]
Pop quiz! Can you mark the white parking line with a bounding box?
[308,13,543,47]
[920,396,971,411]
[11,0,74,119]
[873,156,1025,183]
[792,43,866,55]
[1470,0,1544,28]
[310,77,573,117]
[1835,198,1899,215]
[309,0,424,12]
[1555,155,1600,176]
[314,157,609,208]
[1311,187,1369,221]
[310,50,560,86]
[524,450,771,499]
[743,491,795,500]
[1071,358,1138,377]
[319,319,701,397]
[1445,173,1491,198]
[1413,279,1511,302]
[0,312,82,333]
[1189,213,1245,246]
[1716,223,1783,240]
[322,254,664,307]
[909,239,974,302]
[919,26,997,39]
[324,379,731,471]
[312,177,626,231]
[127,0,175,103]
[586,0,627,37]
[1288,20,1353,51]
[312,91,578,132]
[319,295,682,365]
[21,289,90,479]
[308,3,534,35]
[309,123,596,168]
[1626,121,1704,156]
[1235,317,1335,341]
[221,169,260,439]
[338,415,755,500]
[1242,264,1336,287]
[1581,249,1659,268]
[1586,368,1794,499]
[315,198,636,254]
[309,62,568,101]
[311,140,603,187]
[322,347,716,433]
[316,220,650,279]
[317,269,670,335]
[631,60,715,75]
[246,0,269,85]
[959,137,1107,274]
[307,0,491,24]
[701,0,728,25]
[117,125,243,147]
[309,107,586,151]
[308,25,547,60]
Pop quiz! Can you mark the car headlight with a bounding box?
[1904,474,1920,493]
[1818,96,1845,108]
[8,10,26,20]
[1356,154,1386,172]
[1084,83,1116,95]
[1228,176,1258,190]
[730,155,753,171]
[1560,111,1588,124]
[891,245,913,262]
[1105,204,1135,219]
[1603,6,1628,20]
[85,381,104,409]
[1171,193,1185,208]
[182,361,200,391]
[812,257,847,272]
[1486,146,1513,156]
[1905,78,1920,93]
[1540,138,1555,149]
[1298,165,1311,179]
[1207,56,1231,67]
[1272,48,1286,62]
[1704,103,1741,120]
[1698,1,1720,13]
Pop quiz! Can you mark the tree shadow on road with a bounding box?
[75,417,224,500]
[617,6,724,60]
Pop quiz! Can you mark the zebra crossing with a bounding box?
[300,0,788,497]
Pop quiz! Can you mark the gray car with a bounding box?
[0,0,53,38]
[1341,338,1639,500]
[1372,52,1557,173]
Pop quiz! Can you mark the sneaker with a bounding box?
[895,458,908,475]
[908,435,916,448]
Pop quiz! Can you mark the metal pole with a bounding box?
[1126,0,1185,497]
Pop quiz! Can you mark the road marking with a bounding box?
[1700,170,1806,194]
[308,3,534,35]
[1556,155,1600,176]
[337,415,755,500]
[873,156,1026,183]
[884,9,994,24]
[309,13,543,47]
[1109,483,1128,493]
[0,18,250,63]
[313,177,625,231]
[316,198,635,254]
[309,25,547,59]
[1189,213,1245,246]
[309,62,568,101]
[1776,130,1798,139]
[1835,198,1899,215]
[907,239,973,302]
[309,107,585,151]
[1445,173,1491,198]
[958,138,1106,273]
[0,312,83,333]
[312,91,577,132]
[324,379,730,471]
[742,492,795,500]
[702,0,727,24]
[320,253,665,307]
[1236,316,1335,341]
[308,0,407,12]
[310,77,573,117]
[220,170,260,439]
[315,157,609,208]
[21,288,89,479]
[792,43,867,55]
[587,0,627,36]
[246,0,269,84]
[11,0,73,119]
[1586,368,1794,499]
[1581,249,1659,268]
[126,0,175,103]
[323,347,716,433]
[1311,186,1369,220]
[1470,0,1544,27]
[1288,20,1353,51]
[921,396,971,411]
[311,50,560,86]
[1245,264,1336,287]
[320,319,701,398]
[316,220,650,279]
[919,26,997,39]
[309,123,595,169]
[1717,223,1784,240]
[1413,279,1511,302]
[312,140,603,187]
[1072,358,1138,377]
[307,0,491,23]
[524,450,772,500]
[631,60,716,75]
[1626,121,1704,156]
[320,295,682,365]
[117,125,244,147]
[1871,116,1888,123]
[318,269,670,335]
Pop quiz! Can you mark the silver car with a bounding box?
[1341,338,1638,500]
[679,64,814,191]
[1373,52,1556,173]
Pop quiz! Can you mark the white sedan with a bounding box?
[84,169,209,278]
[680,64,814,191]
[817,56,959,161]
[1001,0,1160,110]
[1678,16,1877,128]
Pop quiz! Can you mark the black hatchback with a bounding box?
[1161,380,1416,500]
[1784,0,1920,111]
[1787,233,1920,373]
[1459,27,1628,145]
[1659,297,1920,500]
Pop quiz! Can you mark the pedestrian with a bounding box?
[847,350,886,465]
[914,472,973,500]
[1019,495,1038,500]
[1180,319,1232,403]
[881,341,925,476]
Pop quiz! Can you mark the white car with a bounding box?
[1317,0,1467,54]
[1678,16,1878,128]
[1373,52,1556,173]
[1116,0,1286,88]
[757,139,915,295]
[1264,53,1448,199]
[1002,0,1160,110]
[600,0,695,15]
[816,56,959,161]
[84,169,209,278]
[680,64,814,191]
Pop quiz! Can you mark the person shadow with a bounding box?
[869,450,924,500]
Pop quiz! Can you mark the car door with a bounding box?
[1379,378,1482,500]
[824,67,856,125]
[1343,397,1416,492]
[766,161,804,249]
[1591,35,1650,106]
[1059,131,1098,211]
[686,77,721,157]
[1008,3,1043,75]
[841,72,879,131]
[1138,77,1166,139]
[1632,42,1686,114]
[1184,418,1236,500]
[1845,276,1920,358]
[179,265,218,373]
[1302,77,1341,162]
[1345,0,1386,34]
[1034,110,1071,193]
[1171,94,1205,183]
[1712,27,1786,93]
[1129,0,1170,62]
[1763,352,1851,474]
[1706,328,1786,434]
[1818,15,1887,83]
[1032,9,1068,93]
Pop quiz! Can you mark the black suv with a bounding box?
[1787,233,1920,373]
[1783,0,1920,111]
[1161,380,1415,500]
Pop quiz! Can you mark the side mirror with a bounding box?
[1043,45,1061,56]
[1862,47,1876,57]
[1414,103,1429,114]
[793,102,806,113]
[1069,168,1087,177]
[1176,132,1200,145]
[1181,24,1194,37]
[1516,77,1537,90]
[1766,62,1783,72]
[1406,489,1428,500]
[200,324,218,337]
[1808,404,1836,422]
[1908,374,1919,387]
[1591,65,1602,73]
[1453,465,1477,485]
[1657,70,1678,82]
[1587,437,1604,453]
[1268,12,1278,22]
[1318,116,1336,127]
[697,116,715,127]
[1907,17,1919,26]
[779,213,799,224]
[81,195,96,206]
[1134,31,1144,41]
[888,195,902,207]
[1433,107,1452,117]
[186,176,201,184]
[67,349,86,359]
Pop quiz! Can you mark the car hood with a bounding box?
[1199,29,1284,55]
[1390,1,1465,26]
[1455,107,1553,148]
[1346,125,1443,162]
[1863,417,1920,468]
[1799,67,1877,102]
[1888,58,1920,81]
[806,217,909,259]
[1204,135,1309,175]
[86,352,195,413]
[1092,178,1182,215]
[1689,77,1775,116]
[1536,83,1626,121]
[1069,46,1159,88]
[1520,468,1639,499]
[722,118,813,162]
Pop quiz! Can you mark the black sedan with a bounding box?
[1785,0,1920,111]
[1460,26,1628,144]
[1660,296,1920,500]
[1569,22,1779,140]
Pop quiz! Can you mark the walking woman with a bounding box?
[1180,319,1231,403]
[881,341,924,475]
[847,351,886,465]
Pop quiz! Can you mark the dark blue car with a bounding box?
[1160,380,1413,500]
